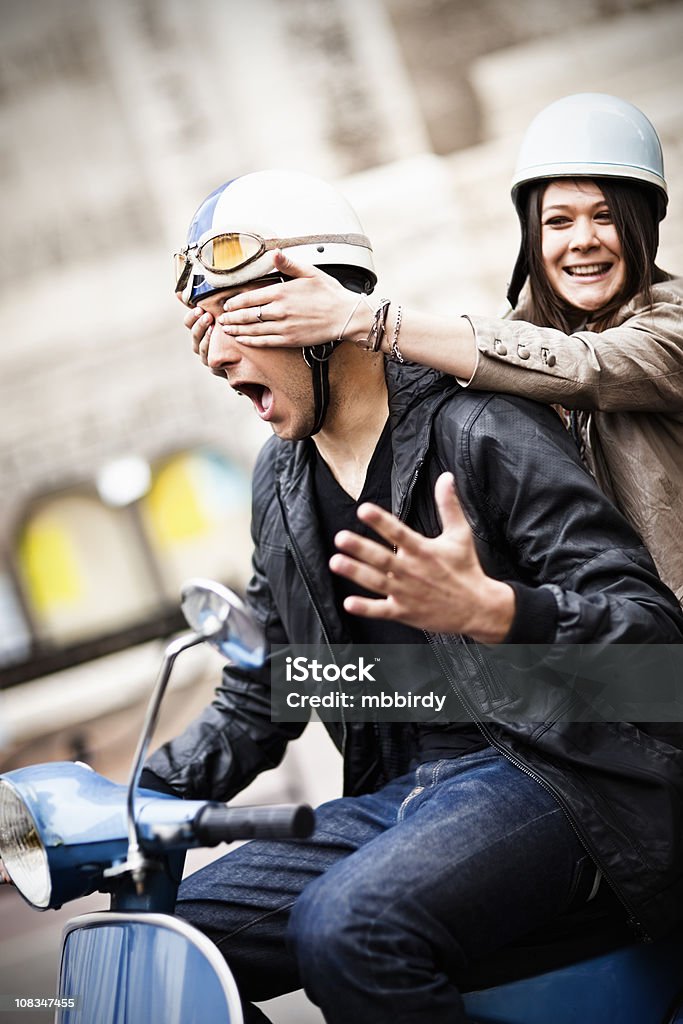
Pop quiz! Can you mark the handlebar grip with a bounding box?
[193,803,315,847]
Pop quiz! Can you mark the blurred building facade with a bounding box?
[1,0,682,693]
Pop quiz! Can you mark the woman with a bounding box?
[188,93,683,603]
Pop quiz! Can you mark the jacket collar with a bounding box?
[385,360,457,518]
[274,360,457,516]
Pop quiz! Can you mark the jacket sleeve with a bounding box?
[443,393,683,646]
[145,483,307,801]
[463,281,683,413]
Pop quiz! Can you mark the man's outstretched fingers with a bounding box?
[434,472,468,532]
[329,554,390,596]
[343,594,393,619]
[355,503,423,553]
[334,529,396,573]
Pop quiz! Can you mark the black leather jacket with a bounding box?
[149,363,683,939]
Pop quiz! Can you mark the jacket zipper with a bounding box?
[396,459,424,526]
[276,484,348,760]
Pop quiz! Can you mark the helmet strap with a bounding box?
[302,341,341,436]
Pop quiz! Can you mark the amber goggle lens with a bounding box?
[174,234,266,292]
[201,233,264,271]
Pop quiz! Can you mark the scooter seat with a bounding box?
[457,891,634,992]
[457,890,683,1024]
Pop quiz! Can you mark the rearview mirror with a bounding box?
[180,578,265,668]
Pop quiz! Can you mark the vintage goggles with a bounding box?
[174,230,371,295]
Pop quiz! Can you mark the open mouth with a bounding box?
[564,263,612,279]
[233,382,274,420]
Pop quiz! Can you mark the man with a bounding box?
[144,169,683,1023]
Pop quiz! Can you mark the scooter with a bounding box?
[1,579,682,1023]
[0,579,314,1024]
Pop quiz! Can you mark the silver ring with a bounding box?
[256,306,264,323]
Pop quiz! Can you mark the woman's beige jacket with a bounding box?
[465,277,683,604]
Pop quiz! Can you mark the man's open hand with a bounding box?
[330,472,515,642]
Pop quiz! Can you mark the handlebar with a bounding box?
[193,803,315,847]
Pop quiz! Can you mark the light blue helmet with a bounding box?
[511,93,667,214]
[508,93,667,305]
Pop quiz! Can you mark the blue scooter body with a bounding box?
[56,912,243,1024]
[0,590,309,1024]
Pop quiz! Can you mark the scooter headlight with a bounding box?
[0,780,51,908]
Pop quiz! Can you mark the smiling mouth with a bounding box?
[233,382,274,419]
[564,263,612,278]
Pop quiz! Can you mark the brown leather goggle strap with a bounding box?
[265,233,371,251]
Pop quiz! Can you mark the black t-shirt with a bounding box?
[311,421,486,766]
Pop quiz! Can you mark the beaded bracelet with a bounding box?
[389,304,404,363]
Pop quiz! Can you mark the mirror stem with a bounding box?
[124,631,205,888]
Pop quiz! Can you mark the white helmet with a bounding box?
[511,93,667,214]
[175,170,376,437]
[508,94,667,305]
[175,169,376,307]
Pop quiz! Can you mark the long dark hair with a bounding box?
[522,178,660,332]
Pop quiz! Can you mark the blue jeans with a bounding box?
[176,747,595,1023]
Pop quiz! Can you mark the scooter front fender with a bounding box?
[55,912,244,1024]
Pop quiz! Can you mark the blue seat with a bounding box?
[459,900,683,1024]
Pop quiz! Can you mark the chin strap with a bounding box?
[302,341,342,436]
